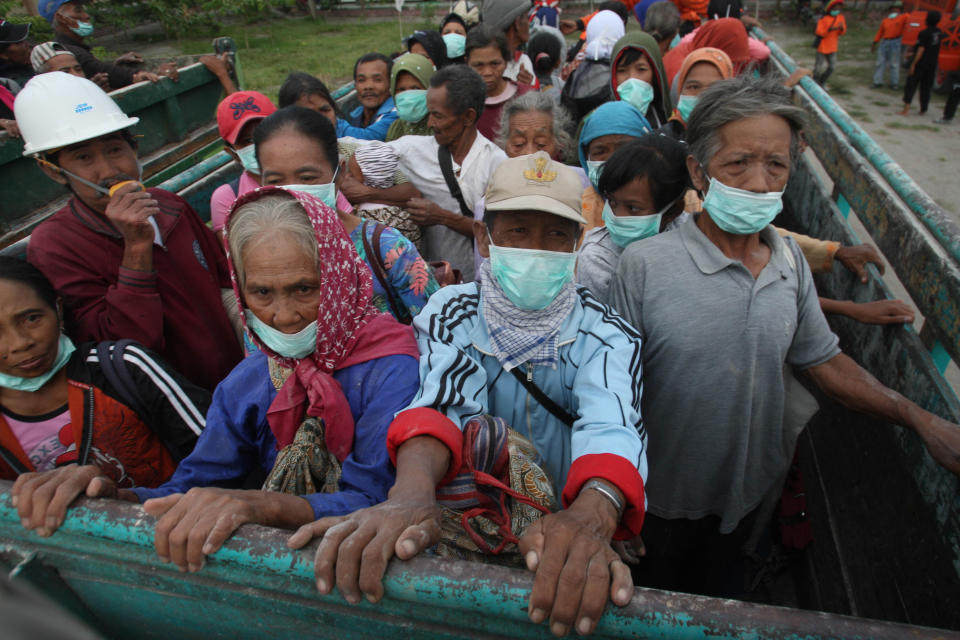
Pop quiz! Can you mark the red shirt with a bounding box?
[28,189,243,391]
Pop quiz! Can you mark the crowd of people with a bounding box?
[2,0,960,636]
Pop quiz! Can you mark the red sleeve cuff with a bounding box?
[562,453,645,540]
[386,407,463,486]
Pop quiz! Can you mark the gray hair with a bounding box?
[687,74,807,170]
[227,194,318,289]
[496,91,575,163]
[643,2,680,43]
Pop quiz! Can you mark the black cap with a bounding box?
[0,19,30,44]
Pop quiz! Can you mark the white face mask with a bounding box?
[235,144,260,174]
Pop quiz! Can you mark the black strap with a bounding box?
[360,221,409,323]
[96,340,149,419]
[0,443,29,475]
[509,367,576,427]
[437,145,474,218]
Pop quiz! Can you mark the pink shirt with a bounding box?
[4,406,71,472]
[210,172,355,232]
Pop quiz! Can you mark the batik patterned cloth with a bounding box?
[434,415,557,564]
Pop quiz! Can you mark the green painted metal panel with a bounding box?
[757,27,960,372]
[0,484,951,639]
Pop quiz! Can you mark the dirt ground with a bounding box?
[761,18,959,218]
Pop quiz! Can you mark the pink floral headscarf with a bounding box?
[222,186,420,460]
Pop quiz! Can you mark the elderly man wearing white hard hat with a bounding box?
[17,72,243,391]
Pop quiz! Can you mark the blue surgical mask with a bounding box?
[71,20,94,37]
[676,94,698,122]
[888,12,899,18]
[0,334,75,393]
[244,310,317,359]
[395,89,428,122]
[617,78,655,115]
[235,144,260,174]
[443,33,467,58]
[602,200,671,248]
[284,167,339,209]
[670,33,681,49]
[702,175,784,235]
[830,9,841,15]
[488,236,577,310]
[586,160,605,190]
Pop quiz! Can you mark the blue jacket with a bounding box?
[133,351,420,518]
[396,283,648,535]
[337,97,399,141]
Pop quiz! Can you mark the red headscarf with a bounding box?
[223,186,420,461]
[664,18,751,86]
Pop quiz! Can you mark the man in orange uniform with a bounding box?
[872,0,907,89]
[814,0,847,87]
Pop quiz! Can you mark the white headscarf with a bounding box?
[583,10,625,61]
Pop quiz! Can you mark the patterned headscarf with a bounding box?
[223,186,419,459]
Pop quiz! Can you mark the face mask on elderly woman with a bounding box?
[701,173,784,235]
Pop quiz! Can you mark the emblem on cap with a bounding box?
[523,155,556,183]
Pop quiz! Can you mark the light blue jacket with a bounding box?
[404,283,648,502]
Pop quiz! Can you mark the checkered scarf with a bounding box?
[480,258,576,371]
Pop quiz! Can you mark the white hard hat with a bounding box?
[14,72,139,156]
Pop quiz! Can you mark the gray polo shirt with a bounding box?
[608,216,840,533]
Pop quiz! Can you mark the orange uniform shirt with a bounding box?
[816,13,847,54]
[874,13,908,42]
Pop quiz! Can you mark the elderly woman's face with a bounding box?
[258,129,336,187]
[241,231,321,335]
[694,114,791,194]
[505,110,558,158]
[587,133,635,162]
[442,21,467,37]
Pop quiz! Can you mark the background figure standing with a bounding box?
[935,69,960,124]
[813,0,846,87]
[900,10,942,116]
[872,0,906,89]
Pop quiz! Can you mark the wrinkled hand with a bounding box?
[105,182,158,246]
[612,534,646,565]
[741,15,761,28]
[518,495,632,637]
[339,173,370,205]
[199,53,230,76]
[115,51,144,65]
[11,465,117,537]
[914,412,960,476]
[559,19,578,35]
[0,118,20,138]
[133,70,160,83]
[784,68,813,88]
[849,299,915,325]
[406,197,446,226]
[157,62,180,82]
[835,243,885,283]
[144,488,269,572]
[517,67,535,86]
[288,496,441,604]
[90,72,110,90]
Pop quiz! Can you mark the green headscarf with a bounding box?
[610,32,672,126]
[390,53,436,96]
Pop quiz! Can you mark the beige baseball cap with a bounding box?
[484,151,586,225]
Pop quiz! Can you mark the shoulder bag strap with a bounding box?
[0,444,29,475]
[509,367,577,428]
[361,221,408,323]
[437,144,475,218]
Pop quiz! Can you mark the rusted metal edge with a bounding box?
[0,482,954,639]
[753,27,960,268]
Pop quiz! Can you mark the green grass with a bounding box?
[871,100,891,107]
[883,121,942,132]
[174,16,436,100]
